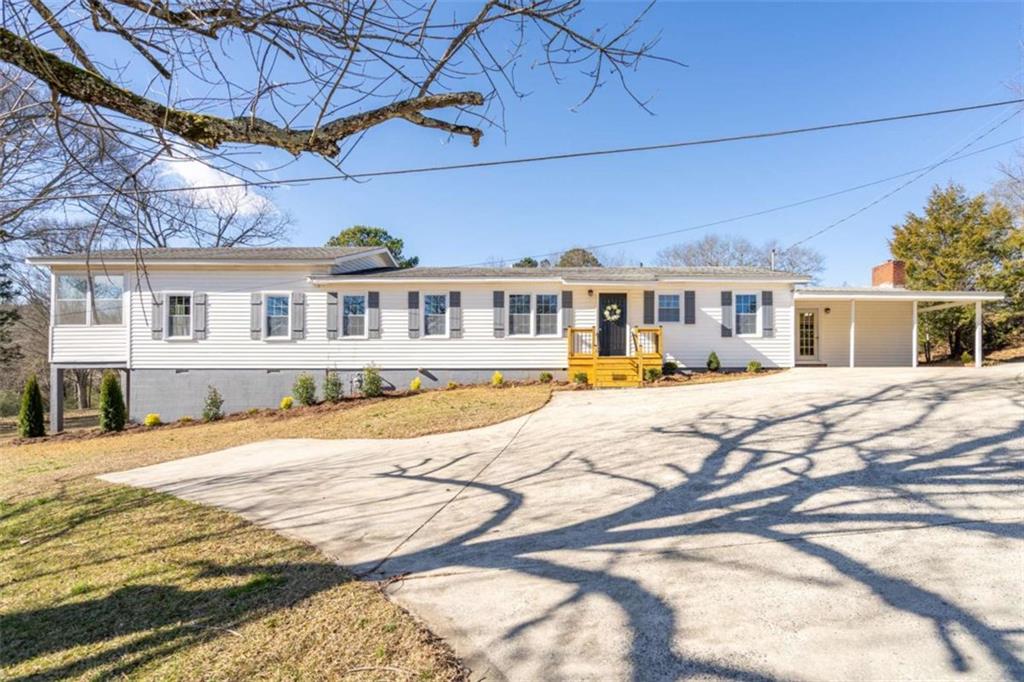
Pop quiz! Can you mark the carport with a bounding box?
[792,287,1006,368]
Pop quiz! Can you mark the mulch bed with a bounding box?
[12,381,551,446]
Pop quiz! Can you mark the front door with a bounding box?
[797,308,819,362]
[598,293,628,356]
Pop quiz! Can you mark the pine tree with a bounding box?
[890,184,1021,357]
[98,371,127,432]
[18,374,45,438]
[0,272,21,366]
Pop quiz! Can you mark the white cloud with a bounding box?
[160,157,277,216]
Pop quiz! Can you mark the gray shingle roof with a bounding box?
[319,265,809,282]
[31,246,377,263]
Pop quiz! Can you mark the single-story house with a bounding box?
[27,248,1004,428]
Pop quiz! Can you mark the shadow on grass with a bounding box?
[1,558,353,680]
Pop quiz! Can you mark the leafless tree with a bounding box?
[0,1,673,171]
[657,234,826,281]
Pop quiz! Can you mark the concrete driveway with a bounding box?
[103,366,1024,681]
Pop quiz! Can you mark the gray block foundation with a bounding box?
[128,368,565,422]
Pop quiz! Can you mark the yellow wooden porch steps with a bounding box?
[566,326,663,388]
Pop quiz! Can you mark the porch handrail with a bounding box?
[567,326,598,360]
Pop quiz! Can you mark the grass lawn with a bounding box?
[1,385,550,680]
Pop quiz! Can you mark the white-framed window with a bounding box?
[342,294,367,338]
[167,294,193,338]
[509,294,531,336]
[265,294,291,339]
[535,294,559,336]
[55,274,88,325]
[54,273,123,326]
[735,293,758,336]
[424,294,447,337]
[658,294,680,323]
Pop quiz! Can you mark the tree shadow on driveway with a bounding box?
[364,371,1024,680]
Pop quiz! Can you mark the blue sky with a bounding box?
[222,2,1021,285]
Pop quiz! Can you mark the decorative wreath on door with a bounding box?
[602,303,622,322]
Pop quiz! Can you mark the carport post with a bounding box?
[849,300,856,368]
[911,301,918,368]
[49,365,64,433]
[975,300,983,368]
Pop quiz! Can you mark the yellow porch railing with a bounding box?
[567,326,663,387]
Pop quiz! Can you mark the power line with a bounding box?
[465,134,1021,266]
[784,105,1022,251]
[0,97,1021,205]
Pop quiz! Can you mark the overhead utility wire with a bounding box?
[464,134,1021,266]
[0,98,1020,205]
[784,105,1023,250]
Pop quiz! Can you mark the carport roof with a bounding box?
[794,287,1004,301]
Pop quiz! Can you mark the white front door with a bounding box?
[797,308,819,362]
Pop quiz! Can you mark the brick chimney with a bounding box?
[872,259,906,288]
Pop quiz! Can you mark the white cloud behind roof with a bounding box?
[161,157,277,216]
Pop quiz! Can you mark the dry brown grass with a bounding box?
[1,385,550,680]
[2,385,551,500]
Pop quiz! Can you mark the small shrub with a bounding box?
[707,351,721,372]
[539,371,553,384]
[98,371,126,433]
[573,371,589,385]
[179,416,194,424]
[323,371,343,403]
[279,395,294,410]
[247,407,261,415]
[961,351,973,366]
[643,366,662,383]
[202,385,224,422]
[362,365,383,397]
[410,376,422,392]
[293,372,317,406]
[491,371,504,387]
[746,360,762,373]
[662,361,679,376]
[18,374,45,438]
[446,380,458,390]
[143,413,162,427]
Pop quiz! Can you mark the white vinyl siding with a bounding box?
[50,271,129,363]
[72,271,796,371]
[803,299,913,367]
[657,285,794,369]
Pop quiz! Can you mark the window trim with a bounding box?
[657,293,681,324]
[53,272,125,327]
[165,290,195,341]
[734,292,760,337]
[534,293,560,337]
[262,291,293,341]
[340,291,369,340]
[422,292,450,339]
[508,292,534,337]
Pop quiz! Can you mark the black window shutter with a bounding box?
[408,291,420,338]
[684,290,695,324]
[721,291,733,337]
[643,290,655,325]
